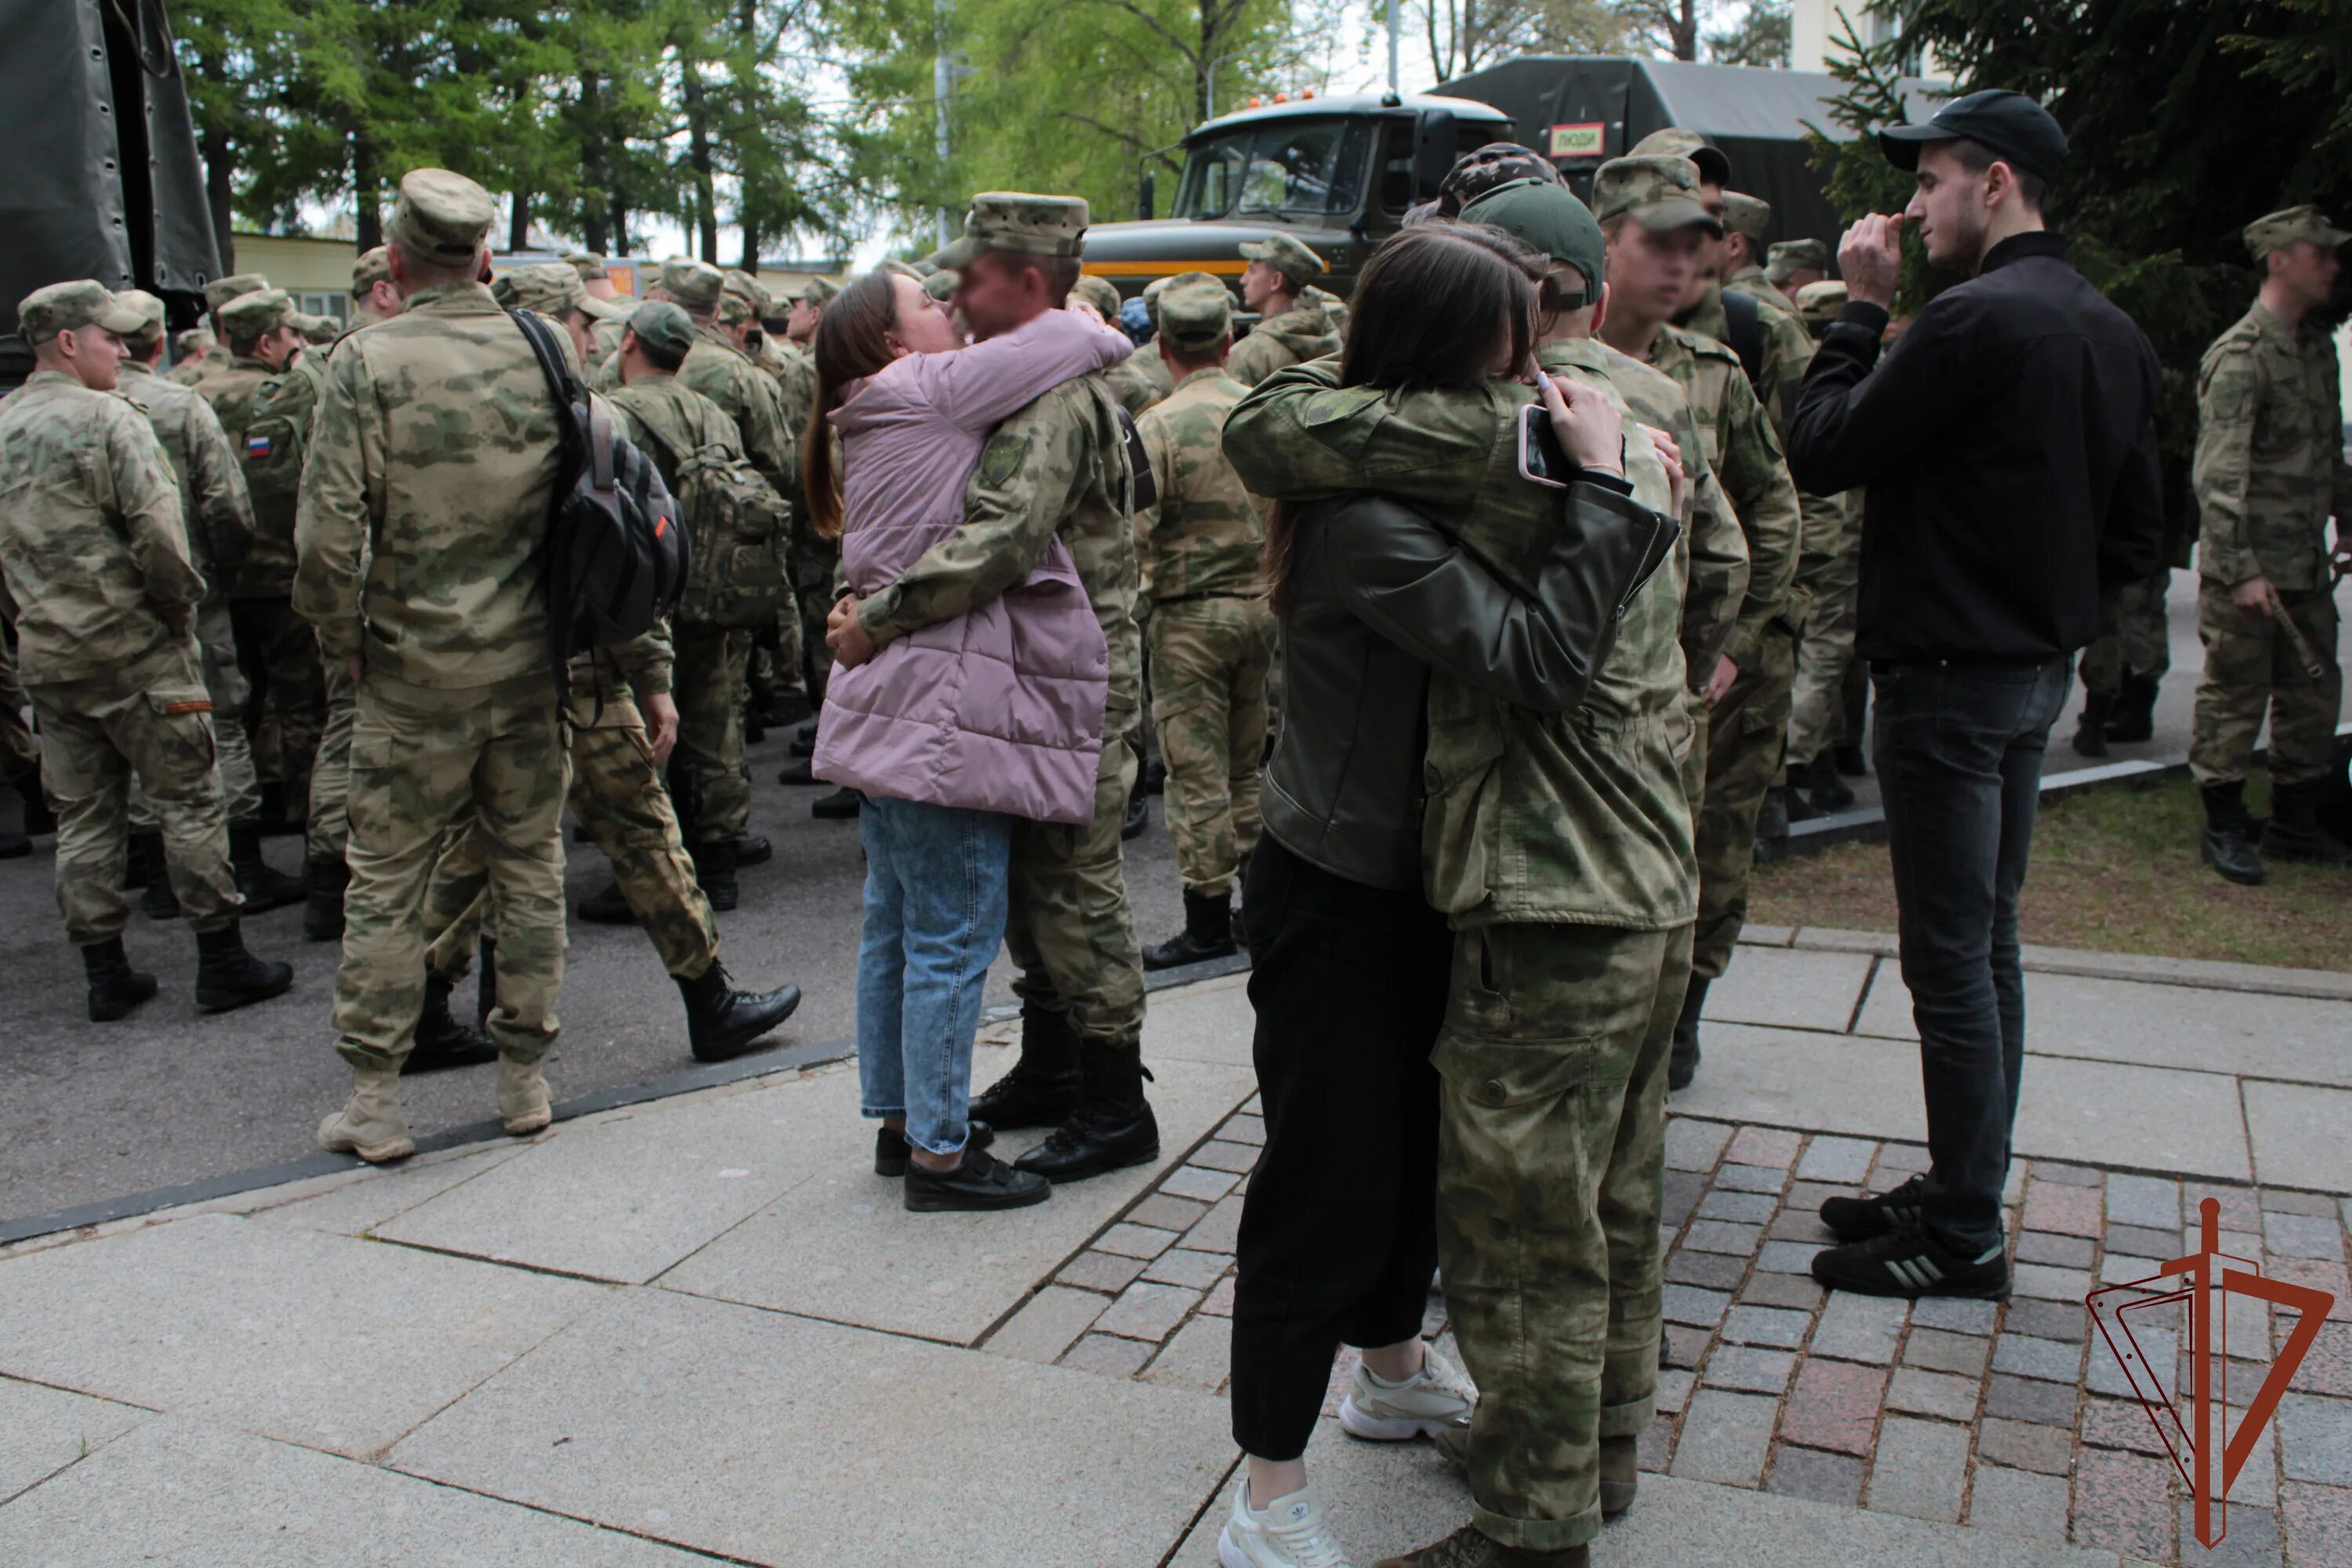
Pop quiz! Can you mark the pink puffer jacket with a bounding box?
[813,310,1131,825]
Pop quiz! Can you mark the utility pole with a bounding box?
[1386,0,1399,92]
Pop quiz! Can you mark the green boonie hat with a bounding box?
[1071,274,1122,319]
[492,262,586,318]
[2244,204,2352,260]
[1592,155,1723,237]
[115,288,169,343]
[564,251,609,281]
[1461,177,1606,306]
[1239,231,1327,284]
[923,269,960,303]
[626,300,697,361]
[799,274,841,307]
[1766,238,1831,282]
[204,272,269,314]
[659,257,724,313]
[1630,127,1730,187]
[1720,191,1771,242]
[1155,272,1232,350]
[218,288,295,341]
[936,191,1091,270]
[384,169,496,265]
[353,246,390,294]
[1795,280,1849,325]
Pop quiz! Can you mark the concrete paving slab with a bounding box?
[251,1140,534,1237]
[2244,1081,2352,1196]
[1667,1025,1928,1145]
[0,1213,608,1458]
[0,1376,150,1505]
[1709,948,1876,1033]
[2011,1056,2251,1183]
[388,1287,1234,1568]
[0,1415,710,1566]
[657,1056,1256,1343]
[1145,973,1257,1068]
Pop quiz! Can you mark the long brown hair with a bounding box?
[800,270,899,539]
[1265,223,1540,612]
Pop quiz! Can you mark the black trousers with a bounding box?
[1229,838,1451,1461]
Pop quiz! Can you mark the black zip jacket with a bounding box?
[1787,232,2165,663]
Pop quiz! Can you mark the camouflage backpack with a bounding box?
[617,392,793,630]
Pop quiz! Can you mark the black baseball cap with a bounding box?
[1878,89,2068,182]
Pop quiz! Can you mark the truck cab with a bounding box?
[1078,92,1513,302]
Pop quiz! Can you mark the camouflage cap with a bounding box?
[1794,279,1849,326]
[721,269,771,314]
[116,287,169,344]
[1239,231,1328,284]
[923,268,960,303]
[20,280,148,343]
[2244,204,2352,260]
[1439,142,1563,216]
[563,250,609,281]
[1629,127,1730,187]
[714,288,757,327]
[383,169,496,265]
[174,324,216,358]
[1765,238,1831,282]
[659,256,724,314]
[204,272,269,314]
[1592,155,1723,237]
[217,288,295,342]
[798,274,841,307]
[353,246,391,295]
[292,311,342,345]
[1461,176,1606,304]
[1071,274,1122,319]
[492,262,587,319]
[936,192,1091,269]
[877,260,928,283]
[626,299,698,361]
[579,292,633,323]
[1720,191,1771,242]
[1155,271,1232,351]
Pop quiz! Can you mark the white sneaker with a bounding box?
[1217,1476,1354,1568]
[1336,1342,1476,1442]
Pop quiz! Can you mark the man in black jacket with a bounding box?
[1786,90,2164,1300]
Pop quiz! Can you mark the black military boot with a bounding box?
[476,937,498,1032]
[1143,755,1168,795]
[1142,889,1236,971]
[125,828,160,891]
[303,855,350,941]
[1807,750,1857,811]
[193,920,295,1012]
[742,704,766,746]
[141,837,183,920]
[2105,670,2158,742]
[777,757,817,786]
[812,786,861,819]
[577,877,636,924]
[230,822,308,913]
[970,1003,1083,1131]
[1016,1040,1160,1182]
[1833,743,1867,778]
[1669,976,1709,1092]
[736,835,772,867]
[2199,782,2266,886]
[676,961,804,1062]
[0,827,24,859]
[1784,772,1825,823]
[2069,692,2113,757]
[2261,780,2352,866]
[1753,787,1790,862]
[789,720,819,757]
[408,967,497,1073]
[691,838,740,911]
[82,936,159,1022]
[1121,786,1149,841]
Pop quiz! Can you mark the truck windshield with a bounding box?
[1174,118,1370,220]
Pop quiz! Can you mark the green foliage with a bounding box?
[1704,0,1790,68]
[1799,11,1942,312]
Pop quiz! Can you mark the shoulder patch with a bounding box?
[978,431,1030,488]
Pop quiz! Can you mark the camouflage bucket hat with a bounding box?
[626,299,698,361]
[204,271,269,314]
[115,287,169,345]
[1071,274,1122,320]
[1765,238,1831,283]
[1239,231,1327,284]
[1155,271,1232,350]
[1460,176,1606,304]
[1439,142,1562,216]
[492,262,587,319]
[384,169,496,265]
[1720,191,1771,242]
[659,256,724,313]
[1592,155,1722,237]
[2244,204,2352,260]
[1629,126,1730,187]
[352,246,391,296]
[1795,280,1849,325]
[936,192,1091,270]
[217,288,296,342]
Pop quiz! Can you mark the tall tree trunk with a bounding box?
[195,49,235,273]
[739,234,760,274]
[1675,0,1699,60]
[677,32,720,262]
[510,190,532,253]
[579,67,612,255]
[354,129,382,251]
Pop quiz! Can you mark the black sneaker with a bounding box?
[903,1146,1050,1211]
[1810,1223,2009,1299]
[1817,1173,1929,1242]
[873,1120,995,1177]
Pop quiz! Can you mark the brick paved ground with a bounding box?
[989,1105,2352,1567]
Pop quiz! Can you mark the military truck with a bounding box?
[1,0,220,389]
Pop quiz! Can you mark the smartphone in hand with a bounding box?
[1518,401,1577,489]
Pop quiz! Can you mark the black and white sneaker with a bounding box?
[1817,1173,1929,1243]
[1810,1223,2009,1299]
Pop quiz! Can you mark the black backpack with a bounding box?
[1720,287,1766,396]
[512,310,689,711]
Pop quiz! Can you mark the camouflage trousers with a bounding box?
[2189,579,2343,789]
[1693,628,1796,978]
[30,643,242,943]
[426,684,718,983]
[2079,568,2173,697]
[1435,919,1685,1552]
[307,655,358,863]
[670,623,750,844]
[1149,596,1276,897]
[132,600,262,831]
[791,533,840,702]
[1786,506,1860,769]
[334,668,568,1071]
[0,615,35,786]
[1007,732,1146,1050]
[230,595,327,810]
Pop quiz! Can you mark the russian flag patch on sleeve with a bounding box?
[246,434,273,458]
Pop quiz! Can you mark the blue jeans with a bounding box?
[1871,655,2072,1251]
[857,794,1014,1155]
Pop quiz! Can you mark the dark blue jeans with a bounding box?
[1871,655,2071,1252]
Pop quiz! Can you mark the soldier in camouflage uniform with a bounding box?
[166,271,265,387]
[1105,274,1178,416]
[351,246,401,328]
[1129,274,1275,970]
[0,617,47,856]
[1719,192,1798,314]
[1765,238,1830,297]
[1784,281,1866,815]
[771,278,841,745]
[1596,156,1802,1094]
[2189,205,2352,882]
[842,192,1158,1184]
[1229,233,1341,387]
[295,170,576,1163]
[164,324,218,387]
[0,281,295,1022]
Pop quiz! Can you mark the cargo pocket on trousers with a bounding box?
[143,684,218,775]
[1432,1031,1610,1116]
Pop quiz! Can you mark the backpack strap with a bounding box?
[512,308,590,724]
[1721,288,1766,397]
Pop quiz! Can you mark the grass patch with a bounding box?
[1751,769,2352,974]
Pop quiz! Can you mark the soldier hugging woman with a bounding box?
[1211,218,1697,1568]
